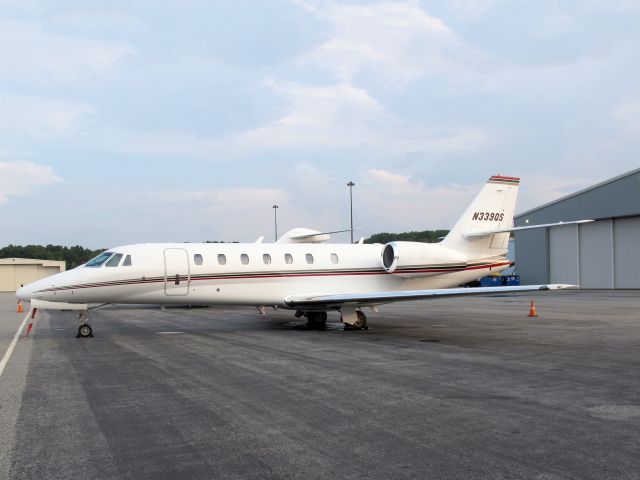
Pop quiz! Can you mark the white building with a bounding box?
[0,258,66,292]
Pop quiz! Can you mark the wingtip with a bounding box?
[546,284,579,290]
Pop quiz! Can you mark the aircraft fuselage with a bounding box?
[17,242,510,308]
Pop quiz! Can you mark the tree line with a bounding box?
[0,245,105,269]
[363,229,449,244]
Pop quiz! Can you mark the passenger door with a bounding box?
[164,248,190,296]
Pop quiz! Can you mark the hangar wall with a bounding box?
[0,258,66,292]
[515,168,640,289]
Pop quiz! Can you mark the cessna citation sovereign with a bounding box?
[17,175,588,337]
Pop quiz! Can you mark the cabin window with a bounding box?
[306,253,314,264]
[285,253,293,264]
[263,254,271,265]
[105,253,123,267]
[194,254,203,265]
[85,252,113,267]
[331,253,339,264]
[241,254,249,265]
[123,255,132,266]
[218,254,226,265]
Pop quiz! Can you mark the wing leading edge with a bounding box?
[285,284,577,308]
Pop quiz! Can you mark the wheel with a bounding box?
[306,312,327,329]
[344,311,367,330]
[77,324,93,338]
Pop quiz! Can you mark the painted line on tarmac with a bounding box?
[0,308,33,378]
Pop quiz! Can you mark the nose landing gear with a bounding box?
[76,312,93,338]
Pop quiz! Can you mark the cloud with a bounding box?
[0,18,135,79]
[131,187,290,242]
[446,0,496,18]
[357,169,478,231]
[73,2,490,160]
[297,0,480,85]
[532,14,579,38]
[515,173,596,215]
[115,80,488,156]
[0,161,62,204]
[611,98,640,138]
[238,81,387,149]
[142,188,289,212]
[0,94,94,137]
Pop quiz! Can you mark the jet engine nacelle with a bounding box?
[381,241,468,278]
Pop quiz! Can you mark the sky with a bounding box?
[1,0,639,248]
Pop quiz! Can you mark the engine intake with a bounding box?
[380,241,467,278]
[382,243,399,272]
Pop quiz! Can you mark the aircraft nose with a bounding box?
[16,284,33,302]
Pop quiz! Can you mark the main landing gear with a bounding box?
[305,311,328,329]
[296,309,367,330]
[343,310,368,331]
[296,310,327,329]
[76,311,93,338]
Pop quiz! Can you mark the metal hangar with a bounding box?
[514,168,640,289]
[0,258,66,292]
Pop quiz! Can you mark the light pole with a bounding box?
[347,181,355,243]
[272,205,279,241]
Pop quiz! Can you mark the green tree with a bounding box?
[0,245,106,269]
[364,229,449,244]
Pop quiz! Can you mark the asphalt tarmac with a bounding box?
[1,290,639,479]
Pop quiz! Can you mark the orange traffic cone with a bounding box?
[528,300,538,318]
[17,301,24,313]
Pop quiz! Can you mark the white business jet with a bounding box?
[17,175,588,337]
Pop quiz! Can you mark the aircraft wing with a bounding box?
[285,284,576,308]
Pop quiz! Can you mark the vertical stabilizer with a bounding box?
[441,175,519,257]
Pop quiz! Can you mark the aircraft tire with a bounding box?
[306,312,327,329]
[77,324,93,338]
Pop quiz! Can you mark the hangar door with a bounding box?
[614,217,640,288]
[579,220,613,289]
[547,217,640,289]
[549,225,579,285]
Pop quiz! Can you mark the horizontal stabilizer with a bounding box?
[465,219,593,238]
[289,228,360,240]
[278,227,360,243]
[285,284,577,308]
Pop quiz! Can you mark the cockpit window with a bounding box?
[105,253,123,267]
[122,255,132,267]
[85,252,113,267]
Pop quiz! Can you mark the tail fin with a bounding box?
[441,175,519,257]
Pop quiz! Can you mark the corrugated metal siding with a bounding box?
[579,220,614,288]
[514,169,640,288]
[514,229,548,284]
[613,217,640,288]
